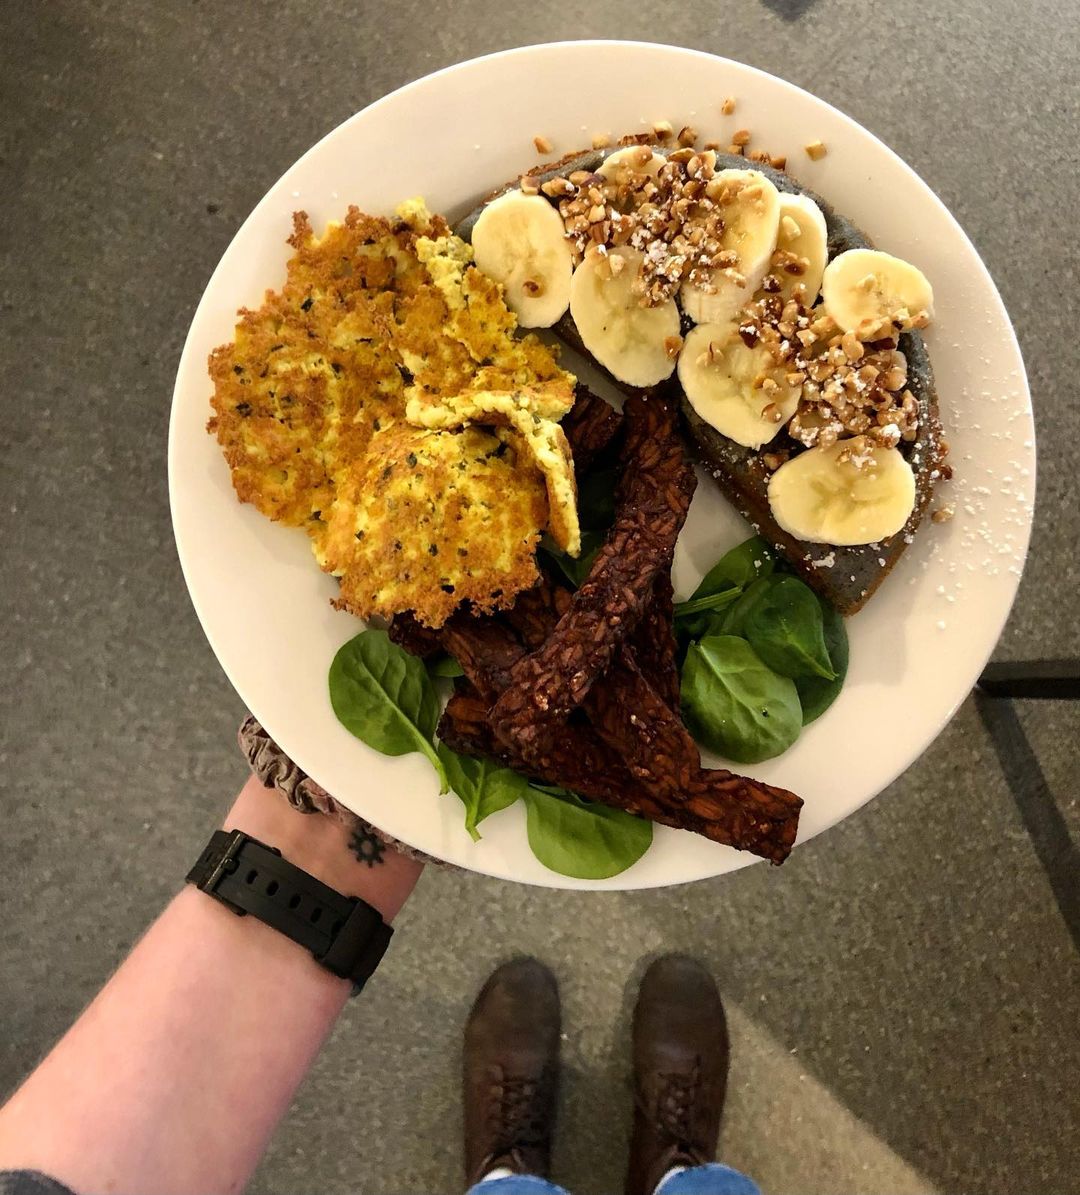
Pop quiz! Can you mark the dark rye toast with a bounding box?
[458,146,944,616]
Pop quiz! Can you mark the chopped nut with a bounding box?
[931,505,955,524]
[762,450,788,471]
[731,128,752,147]
[533,134,554,154]
[770,154,787,170]
[727,142,745,156]
[721,97,737,116]
[880,365,907,392]
[677,125,698,147]
[840,331,864,361]
[761,376,780,394]
[804,139,827,160]
[664,334,684,359]
[591,132,612,149]
[520,175,540,195]
[541,176,575,198]
[608,252,627,277]
[568,169,593,186]
[587,203,607,223]
[652,119,675,141]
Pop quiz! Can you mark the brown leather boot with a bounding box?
[625,955,729,1195]
[463,957,561,1187]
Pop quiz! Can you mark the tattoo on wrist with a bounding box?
[349,827,387,867]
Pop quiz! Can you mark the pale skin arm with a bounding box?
[0,775,423,1195]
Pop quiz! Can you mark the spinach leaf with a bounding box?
[673,588,742,619]
[427,654,465,679]
[674,536,777,640]
[744,576,836,682]
[522,786,653,879]
[576,466,618,530]
[438,745,527,841]
[680,635,802,764]
[540,529,604,589]
[678,536,775,612]
[716,576,778,637]
[329,629,448,790]
[795,597,849,724]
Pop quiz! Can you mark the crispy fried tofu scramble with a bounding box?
[207,201,577,626]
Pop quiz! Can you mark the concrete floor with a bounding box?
[3,1,1079,1192]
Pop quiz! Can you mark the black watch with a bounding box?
[187,829,393,994]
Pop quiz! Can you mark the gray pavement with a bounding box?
[2,1,1079,1192]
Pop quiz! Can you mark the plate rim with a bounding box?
[168,40,1035,890]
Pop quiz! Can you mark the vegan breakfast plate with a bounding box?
[169,43,1034,890]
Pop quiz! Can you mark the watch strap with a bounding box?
[187,829,393,993]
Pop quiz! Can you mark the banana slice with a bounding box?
[768,441,917,545]
[569,246,680,387]
[597,145,665,181]
[680,169,781,325]
[471,191,574,328]
[820,248,934,340]
[771,193,828,305]
[678,323,801,449]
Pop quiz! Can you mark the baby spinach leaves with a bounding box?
[794,596,850,724]
[522,785,653,880]
[681,635,803,764]
[329,629,448,790]
[438,745,527,841]
[675,536,849,761]
[744,577,836,682]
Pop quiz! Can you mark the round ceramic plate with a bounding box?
[169,41,1034,889]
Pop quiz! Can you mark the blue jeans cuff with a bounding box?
[658,1162,762,1195]
[466,1176,569,1195]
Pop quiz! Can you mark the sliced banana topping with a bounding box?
[768,441,917,545]
[569,246,680,388]
[680,169,781,325]
[770,192,828,305]
[471,191,574,328]
[678,323,801,449]
[597,145,665,181]
[821,248,933,340]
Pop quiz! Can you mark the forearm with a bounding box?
[0,776,422,1195]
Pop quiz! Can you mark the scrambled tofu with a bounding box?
[407,390,580,556]
[208,202,577,626]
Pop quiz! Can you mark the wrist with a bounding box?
[223,775,422,922]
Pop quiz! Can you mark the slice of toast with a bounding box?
[459,147,943,615]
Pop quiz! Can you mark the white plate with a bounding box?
[169,41,1034,890]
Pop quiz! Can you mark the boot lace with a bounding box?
[652,1062,701,1146]
[487,1066,552,1152]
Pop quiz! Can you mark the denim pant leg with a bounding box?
[465,1176,570,1195]
[657,1162,762,1195]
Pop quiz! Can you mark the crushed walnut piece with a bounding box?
[533,134,554,154]
[731,128,752,148]
[591,132,612,149]
[548,146,763,302]
[804,140,827,161]
[721,97,737,116]
[736,287,922,463]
